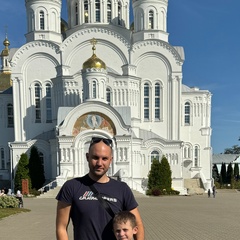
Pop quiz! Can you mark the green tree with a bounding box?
[159,156,172,191]
[226,163,233,185]
[212,164,220,182]
[14,153,31,192]
[148,159,160,192]
[224,145,240,154]
[220,162,227,184]
[147,159,161,191]
[234,163,239,180]
[29,146,45,190]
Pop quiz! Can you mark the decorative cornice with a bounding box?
[82,68,107,73]
[25,0,61,4]
[132,40,183,66]
[11,41,60,68]
[61,28,130,51]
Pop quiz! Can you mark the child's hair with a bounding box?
[113,211,137,228]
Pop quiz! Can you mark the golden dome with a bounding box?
[82,38,106,70]
[3,38,10,47]
[1,37,10,56]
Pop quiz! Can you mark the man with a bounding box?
[56,137,145,240]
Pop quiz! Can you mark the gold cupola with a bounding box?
[82,38,106,70]
[1,37,10,57]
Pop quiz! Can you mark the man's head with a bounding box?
[113,211,138,240]
[86,137,113,181]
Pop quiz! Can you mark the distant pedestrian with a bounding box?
[16,190,24,208]
[208,189,211,198]
[212,185,216,198]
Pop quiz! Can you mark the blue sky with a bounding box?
[1,0,240,154]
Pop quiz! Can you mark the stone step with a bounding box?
[37,186,61,199]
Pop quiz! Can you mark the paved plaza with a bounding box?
[0,190,239,239]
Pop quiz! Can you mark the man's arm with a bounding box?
[56,201,71,240]
[130,208,145,240]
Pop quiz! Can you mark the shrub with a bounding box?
[14,153,31,192]
[152,188,162,196]
[0,196,19,208]
[29,146,45,190]
[159,156,172,191]
[29,188,41,196]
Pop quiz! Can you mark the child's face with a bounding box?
[113,220,138,240]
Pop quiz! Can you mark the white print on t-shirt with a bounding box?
[79,191,117,202]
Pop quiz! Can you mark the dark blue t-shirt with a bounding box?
[56,175,138,240]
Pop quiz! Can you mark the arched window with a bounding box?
[95,0,100,22]
[184,145,191,159]
[184,102,190,125]
[144,83,149,120]
[75,3,79,25]
[46,84,52,123]
[35,83,41,123]
[93,81,97,98]
[7,103,14,128]
[194,146,199,167]
[106,88,111,104]
[151,150,159,162]
[148,10,154,29]
[155,83,160,120]
[1,148,5,169]
[107,0,112,23]
[84,0,89,23]
[39,11,45,30]
[118,2,122,25]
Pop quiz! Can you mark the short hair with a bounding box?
[113,211,137,228]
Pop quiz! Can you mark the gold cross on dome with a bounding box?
[90,38,97,53]
[90,38,97,47]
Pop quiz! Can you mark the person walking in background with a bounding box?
[212,185,216,198]
[0,189,5,197]
[113,211,138,240]
[16,190,24,208]
[207,189,211,198]
[56,137,145,240]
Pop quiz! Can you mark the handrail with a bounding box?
[131,179,146,194]
[38,169,69,193]
[38,179,57,193]
[199,170,207,190]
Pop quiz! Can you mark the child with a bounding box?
[113,211,138,240]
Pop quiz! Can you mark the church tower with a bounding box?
[25,0,62,44]
[0,37,12,92]
[1,37,11,73]
[132,0,169,42]
[66,0,130,29]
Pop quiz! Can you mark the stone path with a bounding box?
[0,190,239,239]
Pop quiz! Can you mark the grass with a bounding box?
[0,208,30,220]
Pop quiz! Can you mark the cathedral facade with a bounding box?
[0,0,212,194]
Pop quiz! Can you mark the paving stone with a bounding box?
[0,190,239,239]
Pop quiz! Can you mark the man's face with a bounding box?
[113,220,138,240]
[86,141,113,180]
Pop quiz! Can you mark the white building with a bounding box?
[0,0,212,194]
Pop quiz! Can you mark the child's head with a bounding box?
[113,211,138,240]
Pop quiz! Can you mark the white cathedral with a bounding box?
[0,0,212,194]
